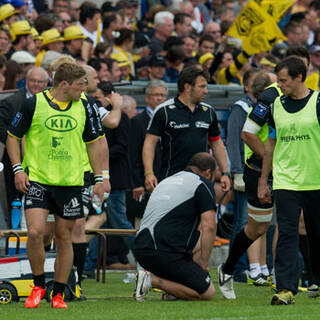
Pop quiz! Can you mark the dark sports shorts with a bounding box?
[243,165,274,211]
[24,181,83,220]
[134,249,211,295]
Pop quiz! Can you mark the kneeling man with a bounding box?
[134,152,217,301]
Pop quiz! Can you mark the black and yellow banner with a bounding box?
[226,0,288,55]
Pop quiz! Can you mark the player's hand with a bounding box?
[14,171,30,194]
[220,174,231,192]
[103,178,111,194]
[132,187,145,201]
[233,173,245,192]
[258,180,271,204]
[109,92,123,109]
[91,182,105,203]
[145,174,158,192]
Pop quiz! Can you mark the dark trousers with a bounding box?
[274,189,320,294]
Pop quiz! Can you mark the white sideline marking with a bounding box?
[191,316,302,320]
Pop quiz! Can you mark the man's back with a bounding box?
[135,169,215,253]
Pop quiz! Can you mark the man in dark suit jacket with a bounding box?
[0,67,48,220]
[128,80,168,217]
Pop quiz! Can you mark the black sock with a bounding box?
[33,273,45,288]
[52,281,66,297]
[72,242,88,285]
[223,229,254,275]
[299,234,316,285]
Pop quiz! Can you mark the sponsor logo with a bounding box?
[63,197,81,217]
[202,106,208,111]
[168,105,176,109]
[45,115,78,132]
[280,134,311,142]
[26,199,32,205]
[169,121,190,129]
[252,102,268,118]
[11,112,23,127]
[48,148,72,161]
[205,275,211,283]
[195,121,210,129]
[52,137,63,148]
[27,183,45,200]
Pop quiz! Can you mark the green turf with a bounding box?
[1,270,319,320]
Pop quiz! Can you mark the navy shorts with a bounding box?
[135,249,211,294]
[24,181,83,220]
[244,165,274,211]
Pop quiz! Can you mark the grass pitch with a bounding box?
[1,270,319,320]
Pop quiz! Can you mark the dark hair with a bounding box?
[251,71,272,99]
[53,63,86,86]
[285,47,310,66]
[174,12,191,25]
[79,2,101,25]
[188,152,216,172]
[114,28,134,46]
[97,80,114,95]
[283,21,303,36]
[103,15,116,29]
[4,60,22,90]
[275,56,307,81]
[88,57,106,72]
[12,34,29,46]
[199,34,215,47]
[94,42,112,57]
[166,45,185,64]
[34,15,55,34]
[242,68,259,92]
[104,57,117,72]
[177,65,209,93]
[163,36,183,52]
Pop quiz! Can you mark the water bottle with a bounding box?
[88,186,102,214]
[11,198,22,229]
[123,272,136,284]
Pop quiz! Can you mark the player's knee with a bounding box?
[28,227,44,241]
[200,284,215,300]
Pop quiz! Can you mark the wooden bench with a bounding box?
[0,228,137,284]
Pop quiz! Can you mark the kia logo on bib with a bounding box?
[45,115,78,132]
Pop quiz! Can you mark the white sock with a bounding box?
[249,263,261,278]
[272,268,276,285]
[260,264,270,277]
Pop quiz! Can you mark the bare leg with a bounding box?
[151,274,215,301]
[54,215,75,283]
[85,212,106,242]
[25,208,49,275]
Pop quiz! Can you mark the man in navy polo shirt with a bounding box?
[142,65,230,192]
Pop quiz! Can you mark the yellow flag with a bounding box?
[226,0,287,55]
[255,0,295,22]
[96,17,101,45]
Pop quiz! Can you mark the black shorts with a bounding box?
[243,165,273,211]
[134,249,211,295]
[24,181,83,220]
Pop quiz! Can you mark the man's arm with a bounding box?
[257,137,276,204]
[6,135,29,193]
[101,92,122,129]
[142,133,160,191]
[199,209,216,272]
[241,129,265,159]
[209,139,231,191]
[86,137,109,201]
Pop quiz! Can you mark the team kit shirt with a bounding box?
[147,97,221,179]
[135,169,216,254]
[8,91,103,186]
[268,90,320,191]
[243,85,280,170]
